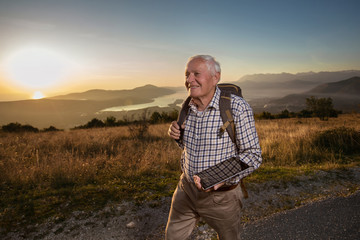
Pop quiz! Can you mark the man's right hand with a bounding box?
[168,121,183,140]
[193,175,225,192]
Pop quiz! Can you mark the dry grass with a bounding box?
[256,113,360,166]
[0,114,359,233]
[1,114,359,189]
[0,125,182,189]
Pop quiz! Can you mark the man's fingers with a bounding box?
[193,175,225,192]
[168,121,181,139]
[171,121,180,130]
[193,175,202,190]
[193,175,200,184]
[213,182,225,191]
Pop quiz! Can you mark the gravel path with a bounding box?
[3,167,360,240]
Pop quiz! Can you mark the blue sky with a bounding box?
[0,0,359,100]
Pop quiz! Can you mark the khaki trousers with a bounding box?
[165,174,243,240]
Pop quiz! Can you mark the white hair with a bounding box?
[188,55,221,76]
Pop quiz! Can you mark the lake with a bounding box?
[101,89,188,112]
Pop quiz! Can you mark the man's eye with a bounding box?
[194,72,200,76]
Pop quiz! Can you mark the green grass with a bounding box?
[247,160,360,183]
[0,169,180,234]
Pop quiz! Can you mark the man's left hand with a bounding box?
[193,175,225,192]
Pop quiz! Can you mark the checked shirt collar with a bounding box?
[188,86,221,113]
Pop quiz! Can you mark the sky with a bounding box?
[0,0,359,100]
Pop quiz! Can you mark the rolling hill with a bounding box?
[50,84,174,100]
[307,76,360,96]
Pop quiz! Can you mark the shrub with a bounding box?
[42,126,62,132]
[104,116,117,127]
[312,127,360,155]
[128,120,149,139]
[150,111,162,124]
[256,111,275,120]
[2,122,39,133]
[306,96,339,120]
[150,110,178,124]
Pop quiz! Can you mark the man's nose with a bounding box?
[186,73,195,83]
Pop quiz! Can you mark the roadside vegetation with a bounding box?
[0,111,359,236]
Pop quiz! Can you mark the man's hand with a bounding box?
[193,175,225,192]
[168,121,184,140]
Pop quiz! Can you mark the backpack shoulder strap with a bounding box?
[177,96,191,127]
[176,96,191,141]
[219,91,236,143]
[219,87,249,198]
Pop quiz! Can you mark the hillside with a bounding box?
[0,85,175,129]
[50,84,174,100]
[307,76,360,96]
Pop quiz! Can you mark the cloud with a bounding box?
[0,16,56,31]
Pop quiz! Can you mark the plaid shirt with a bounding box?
[179,86,262,185]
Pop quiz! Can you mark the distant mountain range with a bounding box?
[234,70,360,99]
[0,71,359,129]
[237,70,360,84]
[249,76,360,113]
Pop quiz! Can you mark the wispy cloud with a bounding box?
[0,16,56,31]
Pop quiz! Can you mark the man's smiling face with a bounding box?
[185,58,219,102]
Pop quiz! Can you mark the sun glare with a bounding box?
[32,91,45,99]
[5,47,72,89]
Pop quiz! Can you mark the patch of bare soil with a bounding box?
[4,167,360,240]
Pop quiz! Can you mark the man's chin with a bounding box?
[188,88,201,98]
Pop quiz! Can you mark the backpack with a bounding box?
[176,83,249,198]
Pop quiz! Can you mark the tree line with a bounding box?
[255,96,341,120]
[73,109,179,129]
[1,122,62,133]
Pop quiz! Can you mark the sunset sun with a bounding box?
[32,91,45,99]
[5,47,72,90]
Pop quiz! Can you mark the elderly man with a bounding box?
[165,55,262,240]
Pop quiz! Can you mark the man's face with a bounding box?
[185,58,219,100]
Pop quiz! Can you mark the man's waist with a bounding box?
[216,184,238,191]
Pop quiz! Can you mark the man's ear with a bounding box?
[213,72,221,85]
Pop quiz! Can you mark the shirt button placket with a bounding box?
[194,114,202,155]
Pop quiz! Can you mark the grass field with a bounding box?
[1,114,360,234]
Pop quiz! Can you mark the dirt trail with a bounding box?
[4,167,360,240]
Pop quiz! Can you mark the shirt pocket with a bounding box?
[202,127,230,146]
[198,129,218,146]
